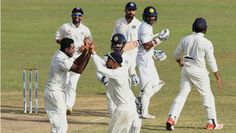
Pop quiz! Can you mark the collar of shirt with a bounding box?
[123,16,136,24]
[192,32,205,36]
[142,21,152,28]
[57,49,71,59]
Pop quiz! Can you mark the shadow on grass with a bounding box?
[1,105,109,117]
[142,124,205,131]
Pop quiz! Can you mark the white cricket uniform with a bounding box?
[92,54,141,133]
[169,32,219,123]
[137,21,163,116]
[44,50,73,133]
[96,52,132,116]
[112,17,141,75]
[55,22,92,109]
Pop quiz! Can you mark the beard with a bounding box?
[72,17,81,24]
[126,14,134,19]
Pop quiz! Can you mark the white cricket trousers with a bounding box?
[168,66,218,123]
[106,88,116,116]
[65,71,80,109]
[107,103,140,133]
[126,48,138,75]
[44,89,67,133]
[137,59,162,116]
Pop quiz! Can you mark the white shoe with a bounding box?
[206,122,223,130]
[142,114,156,119]
[215,123,223,129]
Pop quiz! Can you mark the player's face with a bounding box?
[106,58,115,69]
[66,43,76,57]
[71,13,82,24]
[146,16,157,25]
[125,9,136,19]
[112,43,123,52]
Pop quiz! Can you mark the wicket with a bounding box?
[23,68,38,114]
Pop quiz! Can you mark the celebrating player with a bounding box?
[55,7,92,114]
[96,33,142,132]
[44,38,92,133]
[91,43,141,132]
[165,17,223,130]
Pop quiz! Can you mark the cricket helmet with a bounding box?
[142,6,158,22]
[192,17,207,33]
[111,33,127,52]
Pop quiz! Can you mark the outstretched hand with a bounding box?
[79,37,93,52]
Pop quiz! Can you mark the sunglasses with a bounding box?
[72,13,82,17]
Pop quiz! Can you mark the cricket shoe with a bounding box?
[66,109,73,115]
[206,123,223,130]
[166,117,175,131]
[142,114,156,119]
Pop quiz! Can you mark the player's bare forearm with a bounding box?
[71,49,92,74]
[214,71,222,90]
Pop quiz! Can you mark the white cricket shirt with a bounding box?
[112,17,141,42]
[174,32,218,72]
[55,22,92,55]
[137,21,154,66]
[92,54,135,106]
[45,50,73,91]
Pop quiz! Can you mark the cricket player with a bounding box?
[96,34,142,132]
[137,6,169,119]
[166,17,223,130]
[111,2,141,86]
[44,38,92,133]
[55,7,92,114]
[96,33,129,116]
[91,47,141,133]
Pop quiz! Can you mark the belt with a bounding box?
[184,56,195,60]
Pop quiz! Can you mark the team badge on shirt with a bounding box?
[132,25,136,29]
[80,32,84,35]
[66,29,72,35]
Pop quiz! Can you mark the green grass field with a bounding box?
[1,0,236,133]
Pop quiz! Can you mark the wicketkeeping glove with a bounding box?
[101,75,109,86]
[131,74,139,86]
[153,49,167,61]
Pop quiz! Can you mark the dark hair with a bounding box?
[60,38,74,51]
[192,17,207,33]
